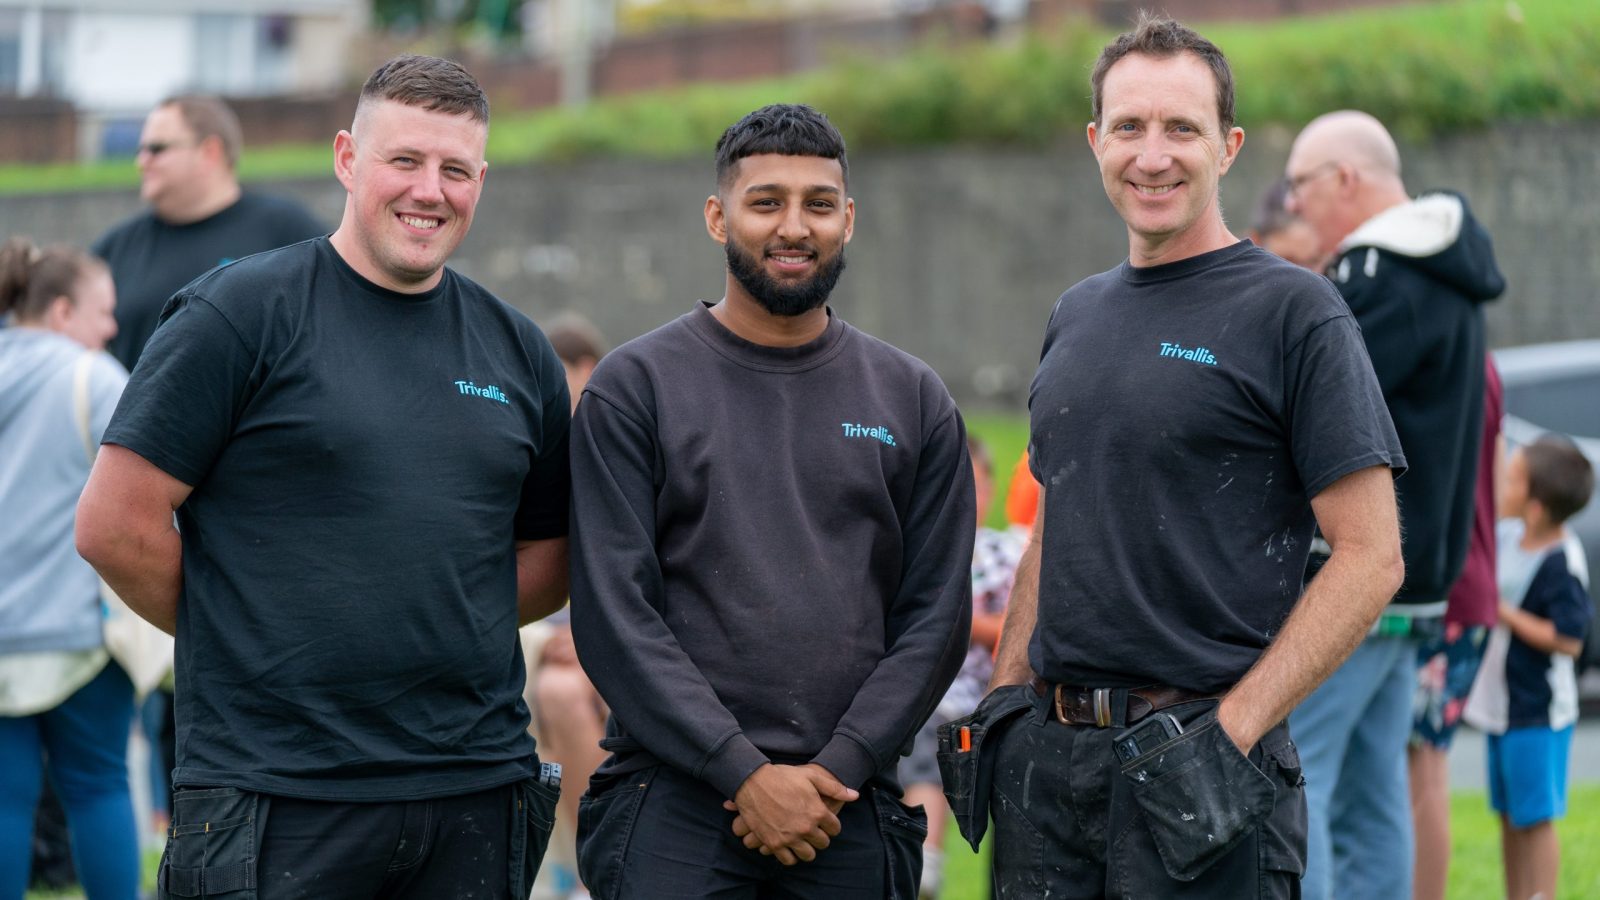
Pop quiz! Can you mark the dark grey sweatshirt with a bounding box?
[569,302,974,798]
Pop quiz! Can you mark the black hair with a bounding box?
[714,104,847,190]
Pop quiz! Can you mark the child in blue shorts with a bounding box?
[1463,435,1593,900]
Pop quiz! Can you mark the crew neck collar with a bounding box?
[1119,240,1255,285]
[320,236,449,305]
[685,301,848,372]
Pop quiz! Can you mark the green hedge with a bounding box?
[1,0,1594,195]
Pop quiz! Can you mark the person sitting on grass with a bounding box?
[1464,434,1594,900]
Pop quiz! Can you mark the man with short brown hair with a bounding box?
[978,16,1406,898]
[78,56,568,898]
[93,95,322,370]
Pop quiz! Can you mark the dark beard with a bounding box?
[724,239,847,317]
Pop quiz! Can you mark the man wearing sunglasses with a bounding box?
[92,95,323,371]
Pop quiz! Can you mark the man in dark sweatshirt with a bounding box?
[568,105,974,899]
[1284,109,1506,900]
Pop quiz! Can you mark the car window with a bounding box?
[1503,374,1600,439]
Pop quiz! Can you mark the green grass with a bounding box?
[3,0,1596,196]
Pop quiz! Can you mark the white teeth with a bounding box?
[770,255,810,263]
[401,215,440,229]
[1135,184,1177,195]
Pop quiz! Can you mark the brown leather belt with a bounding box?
[1029,676,1218,728]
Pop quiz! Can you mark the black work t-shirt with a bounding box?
[1028,241,1404,693]
[93,192,325,369]
[104,237,570,800]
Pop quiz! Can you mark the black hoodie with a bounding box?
[1330,191,1506,611]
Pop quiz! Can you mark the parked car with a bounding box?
[1493,340,1600,676]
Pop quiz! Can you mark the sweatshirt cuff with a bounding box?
[700,733,771,800]
[810,733,879,791]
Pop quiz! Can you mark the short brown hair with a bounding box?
[160,94,244,168]
[1524,435,1595,525]
[359,55,489,124]
[543,312,608,366]
[0,237,105,322]
[1090,14,1236,132]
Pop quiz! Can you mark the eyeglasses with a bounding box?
[137,140,195,158]
[1285,161,1340,197]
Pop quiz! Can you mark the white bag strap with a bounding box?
[71,351,96,464]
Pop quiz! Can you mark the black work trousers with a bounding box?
[989,695,1307,899]
[576,764,925,900]
[157,777,555,899]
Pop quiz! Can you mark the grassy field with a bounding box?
[2,0,1594,196]
[938,784,1600,899]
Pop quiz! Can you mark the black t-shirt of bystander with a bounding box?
[104,237,570,801]
[1028,241,1405,694]
[93,192,325,369]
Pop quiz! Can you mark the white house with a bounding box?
[0,1,366,113]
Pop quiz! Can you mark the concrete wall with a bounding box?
[4,119,1595,406]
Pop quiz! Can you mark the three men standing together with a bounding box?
[74,12,1494,899]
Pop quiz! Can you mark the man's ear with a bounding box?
[333,130,357,192]
[1217,126,1245,176]
[704,194,727,244]
[842,197,855,245]
[1086,121,1100,159]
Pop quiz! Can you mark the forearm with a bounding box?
[1219,541,1400,750]
[80,517,182,635]
[1500,605,1583,657]
[988,531,1042,689]
[516,537,569,626]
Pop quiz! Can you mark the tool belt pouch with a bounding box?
[935,683,1034,852]
[1120,710,1276,881]
[159,787,264,898]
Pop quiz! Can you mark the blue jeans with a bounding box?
[0,661,139,900]
[1289,635,1417,900]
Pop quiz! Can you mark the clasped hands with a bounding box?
[723,763,858,866]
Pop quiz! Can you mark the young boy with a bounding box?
[1464,435,1594,900]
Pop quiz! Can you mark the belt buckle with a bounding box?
[1053,684,1068,725]
[1093,688,1112,727]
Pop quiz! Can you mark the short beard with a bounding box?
[725,240,846,317]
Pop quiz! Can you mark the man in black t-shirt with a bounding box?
[981,17,1406,899]
[93,95,323,370]
[568,104,974,900]
[78,56,568,899]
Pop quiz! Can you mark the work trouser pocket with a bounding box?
[159,787,262,898]
[1120,711,1275,882]
[576,767,655,900]
[935,683,1034,851]
[872,790,928,900]
[1255,729,1308,881]
[510,761,562,899]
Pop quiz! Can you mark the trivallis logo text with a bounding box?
[1157,342,1218,367]
[841,423,896,446]
[454,380,510,404]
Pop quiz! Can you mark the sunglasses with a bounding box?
[137,140,196,157]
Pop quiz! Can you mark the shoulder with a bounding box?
[841,322,955,404]
[236,192,324,231]
[585,315,694,399]
[91,209,160,256]
[87,350,129,389]
[174,239,323,335]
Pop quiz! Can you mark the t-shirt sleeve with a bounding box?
[102,293,257,486]
[1284,309,1407,498]
[513,346,571,541]
[1526,557,1593,643]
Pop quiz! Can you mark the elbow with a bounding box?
[74,491,117,572]
[1381,546,1406,599]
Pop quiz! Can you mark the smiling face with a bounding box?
[706,152,854,317]
[1087,51,1244,265]
[330,99,487,293]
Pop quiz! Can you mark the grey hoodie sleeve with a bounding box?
[568,388,771,800]
[809,407,976,789]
